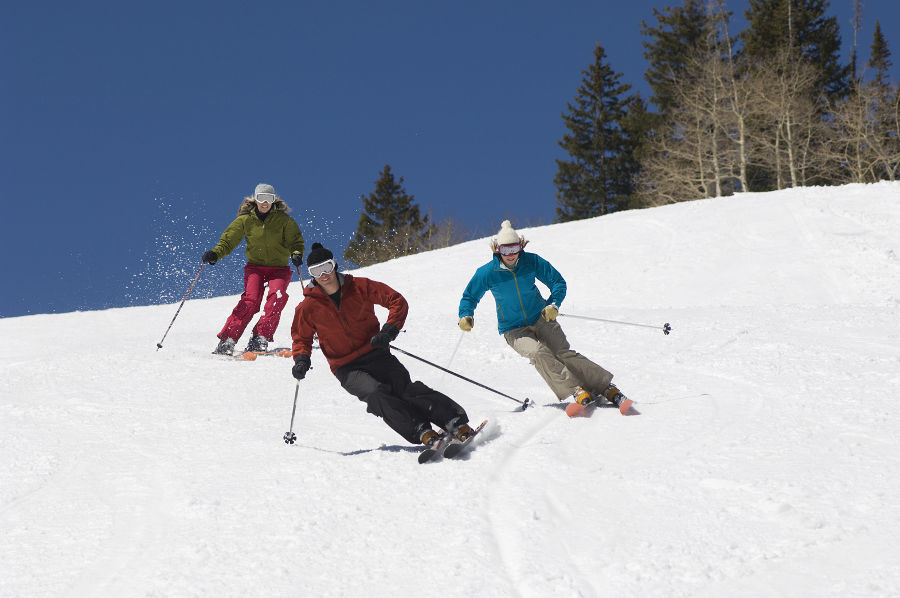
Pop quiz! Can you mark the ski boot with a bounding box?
[213,337,236,355]
[454,423,475,442]
[420,429,442,447]
[603,384,633,414]
[572,386,593,406]
[246,335,269,352]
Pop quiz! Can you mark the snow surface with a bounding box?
[2,183,899,598]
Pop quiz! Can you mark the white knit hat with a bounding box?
[254,183,276,196]
[496,220,521,245]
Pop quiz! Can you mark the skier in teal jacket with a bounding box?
[458,220,631,411]
[459,239,566,335]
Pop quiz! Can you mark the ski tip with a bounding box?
[240,352,258,361]
[618,398,634,414]
[276,349,292,358]
[565,402,589,418]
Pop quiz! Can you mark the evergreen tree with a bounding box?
[636,5,750,205]
[741,0,849,100]
[739,0,849,189]
[849,0,863,83]
[641,0,716,117]
[868,21,892,87]
[343,165,435,267]
[554,44,639,222]
[865,21,899,181]
[622,91,654,166]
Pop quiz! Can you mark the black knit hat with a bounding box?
[307,242,334,267]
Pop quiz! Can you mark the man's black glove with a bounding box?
[292,354,311,380]
[202,250,218,265]
[290,251,303,267]
[370,322,400,349]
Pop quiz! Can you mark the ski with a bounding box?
[417,434,449,464]
[215,347,293,361]
[239,347,292,361]
[441,419,488,459]
[417,419,488,463]
[565,397,638,418]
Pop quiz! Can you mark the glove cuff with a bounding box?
[382,322,400,340]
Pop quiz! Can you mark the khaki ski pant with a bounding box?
[503,318,613,401]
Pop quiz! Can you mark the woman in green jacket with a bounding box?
[202,183,305,355]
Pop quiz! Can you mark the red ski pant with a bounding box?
[218,263,293,342]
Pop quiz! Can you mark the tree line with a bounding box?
[345,0,897,267]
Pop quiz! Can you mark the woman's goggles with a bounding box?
[308,259,337,278]
[255,192,276,204]
[498,243,522,256]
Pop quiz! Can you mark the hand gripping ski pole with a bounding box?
[156,262,206,350]
[559,313,672,335]
[389,344,532,410]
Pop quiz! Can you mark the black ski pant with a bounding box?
[335,348,468,444]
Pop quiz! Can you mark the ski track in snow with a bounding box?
[2,183,900,597]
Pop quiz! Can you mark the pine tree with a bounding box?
[641,0,716,117]
[868,21,892,88]
[636,4,751,205]
[739,0,849,189]
[635,1,758,204]
[343,165,435,267]
[554,44,639,222]
[849,0,863,83]
[865,21,899,181]
[741,0,849,100]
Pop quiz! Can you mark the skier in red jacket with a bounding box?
[290,243,473,447]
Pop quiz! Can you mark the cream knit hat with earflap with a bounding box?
[496,220,520,245]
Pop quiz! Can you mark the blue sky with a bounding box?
[3,0,898,318]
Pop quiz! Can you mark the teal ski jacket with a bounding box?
[458,251,566,334]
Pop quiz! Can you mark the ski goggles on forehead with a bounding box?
[308,259,337,278]
[498,243,522,256]
[255,192,276,204]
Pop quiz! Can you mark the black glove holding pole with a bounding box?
[292,354,311,380]
[370,323,400,349]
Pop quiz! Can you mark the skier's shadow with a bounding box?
[543,401,616,411]
[341,445,421,456]
[300,423,502,459]
[301,444,421,457]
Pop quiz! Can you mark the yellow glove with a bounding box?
[541,304,559,322]
[458,316,474,331]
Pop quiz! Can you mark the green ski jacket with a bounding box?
[211,208,305,267]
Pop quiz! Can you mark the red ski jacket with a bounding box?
[291,274,409,373]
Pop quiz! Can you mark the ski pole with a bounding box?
[438,331,466,385]
[284,382,299,444]
[558,313,672,335]
[156,262,206,350]
[431,331,465,389]
[389,344,532,410]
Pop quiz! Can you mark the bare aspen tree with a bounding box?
[747,51,826,188]
[636,5,745,205]
[712,0,750,192]
[832,78,900,182]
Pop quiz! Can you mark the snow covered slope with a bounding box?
[2,183,899,597]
